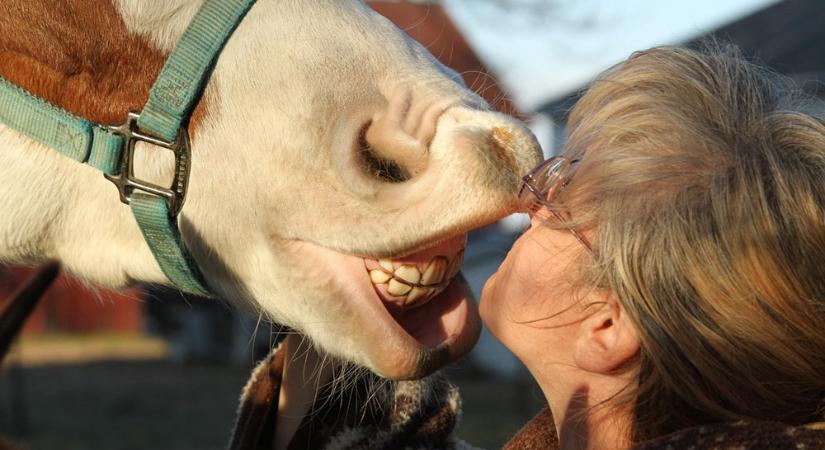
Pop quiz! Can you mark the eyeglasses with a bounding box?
[519,156,592,251]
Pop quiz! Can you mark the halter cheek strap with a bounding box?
[0,0,257,296]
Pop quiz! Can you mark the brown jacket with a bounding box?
[229,346,825,450]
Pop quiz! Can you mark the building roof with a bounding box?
[540,0,825,121]
[710,0,825,88]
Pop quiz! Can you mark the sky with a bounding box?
[444,0,782,112]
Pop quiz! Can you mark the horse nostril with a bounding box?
[356,121,409,183]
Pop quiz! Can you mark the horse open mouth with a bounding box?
[357,234,480,379]
[363,235,473,347]
[281,233,480,380]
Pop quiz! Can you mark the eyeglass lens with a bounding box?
[520,157,568,211]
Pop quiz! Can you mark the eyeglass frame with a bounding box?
[519,156,593,252]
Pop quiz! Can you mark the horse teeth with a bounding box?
[406,286,429,304]
[369,270,391,284]
[387,279,412,296]
[378,259,394,272]
[394,265,421,284]
[421,257,447,286]
[370,252,464,302]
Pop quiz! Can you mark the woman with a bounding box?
[230,44,825,449]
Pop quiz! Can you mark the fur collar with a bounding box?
[230,346,825,450]
[229,344,479,450]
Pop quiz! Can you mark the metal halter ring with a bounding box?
[104,111,192,217]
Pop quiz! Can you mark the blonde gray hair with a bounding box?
[557,44,825,441]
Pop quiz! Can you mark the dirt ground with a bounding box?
[0,358,544,450]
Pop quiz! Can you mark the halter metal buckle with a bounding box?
[104,112,191,216]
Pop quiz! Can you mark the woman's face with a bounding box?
[480,210,591,376]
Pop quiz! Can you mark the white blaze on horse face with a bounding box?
[0,0,542,378]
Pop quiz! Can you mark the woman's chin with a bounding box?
[478,271,499,327]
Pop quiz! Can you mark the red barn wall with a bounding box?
[0,266,142,335]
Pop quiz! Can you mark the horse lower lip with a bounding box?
[372,273,481,380]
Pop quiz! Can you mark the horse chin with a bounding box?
[376,274,481,380]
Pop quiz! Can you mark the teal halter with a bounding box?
[0,0,257,296]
